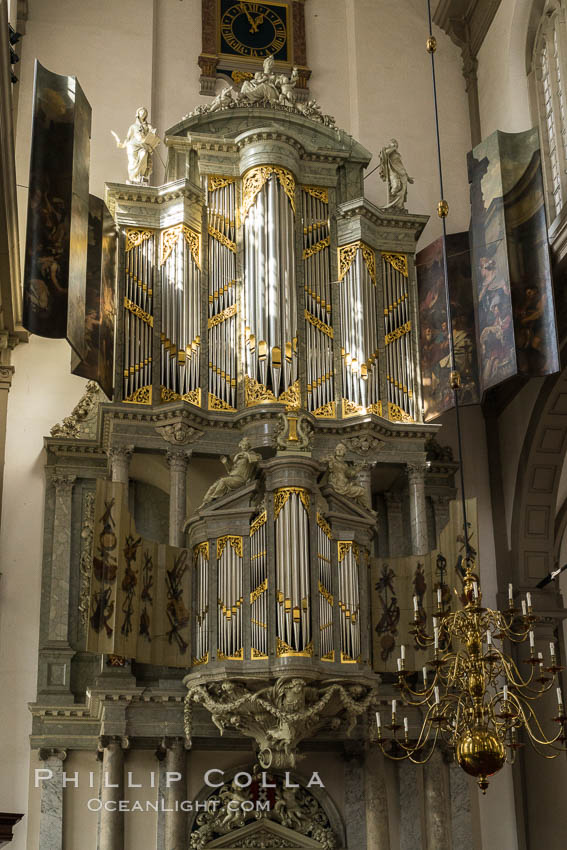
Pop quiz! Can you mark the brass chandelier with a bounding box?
[373,1,567,792]
[375,562,567,791]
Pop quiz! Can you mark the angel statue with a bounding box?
[200,437,261,506]
[111,107,160,184]
[378,138,414,211]
[325,442,371,509]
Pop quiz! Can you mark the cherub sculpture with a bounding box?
[200,437,261,506]
[325,442,371,509]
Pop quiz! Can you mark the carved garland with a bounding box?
[242,166,296,219]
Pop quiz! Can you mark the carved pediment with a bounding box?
[207,818,323,849]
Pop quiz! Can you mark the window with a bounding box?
[534,2,567,221]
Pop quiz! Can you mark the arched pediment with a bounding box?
[206,818,324,848]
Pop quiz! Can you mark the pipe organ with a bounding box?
[274,487,311,655]
[112,115,425,423]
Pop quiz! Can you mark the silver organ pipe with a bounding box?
[338,243,381,415]
[302,187,334,414]
[123,229,154,402]
[274,487,311,655]
[382,253,415,420]
[317,514,334,661]
[207,176,237,411]
[159,225,201,402]
[216,536,243,659]
[194,542,209,664]
[243,167,297,401]
[338,541,362,662]
[250,511,268,659]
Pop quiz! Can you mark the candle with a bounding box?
[422,666,428,685]
[486,630,492,646]
[434,627,439,649]
[557,688,564,709]
[413,595,419,614]
[508,583,514,605]
[403,717,409,735]
[437,588,442,606]
[397,658,402,672]
[538,651,544,668]
[503,685,508,702]
[376,711,381,730]
[529,630,535,649]
[392,699,397,715]
[550,642,556,661]
[434,686,440,705]
[526,592,532,609]
[521,600,527,616]
[401,644,406,660]
[473,581,479,600]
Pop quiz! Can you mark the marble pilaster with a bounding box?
[99,737,125,850]
[48,472,76,642]
[430,493,450,540]
[385,492,404,557]
[423,749,452,850]
[364,745,391,850]
[167,450,190,547]
[407,462,428,556]
[38,748,66,850]
[108,445,134,484]
[449,762,473,850]
[343,744,366,848]
[398,759,422,850]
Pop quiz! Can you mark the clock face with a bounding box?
[219,1,289,61]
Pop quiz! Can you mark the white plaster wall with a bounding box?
[477,0,533,137]
[0,0,475,846]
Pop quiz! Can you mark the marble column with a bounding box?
[167,450,190,547]
[423,749,452,850]
[364,744,391,850]
[108,445,134,484]
[0,359,15,522]
[48,472,76,641]
[38,748,66,850]
[99,737,125,850]
[164,738,187,850]
[358,464,373,511]
[385,492,404,557]
[407,462,428,556]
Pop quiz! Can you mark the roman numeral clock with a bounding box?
[198,0,311,96]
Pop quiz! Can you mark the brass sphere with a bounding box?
[456,729,506,793]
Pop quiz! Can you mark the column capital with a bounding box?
[98,735,129,752]
[38,747,67,762]
[107,444,134,462]
[407,461,428,481]
[50,472,76,491]
[166,448,192,469]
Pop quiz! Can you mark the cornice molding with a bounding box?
[433,0,502,57]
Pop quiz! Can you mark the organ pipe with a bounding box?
[274,488,311,655]
[216,536,243,660]
[123,229,155,402]
[250,511,268,659]
[382,253,415,420]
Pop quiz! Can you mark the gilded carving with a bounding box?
[207,303,237,329]
[124,296,153,327]
[318,581,334,606]
[194,541,210,563]
[388,402,414,423]
[242,166,296,219]
[217,535,243,559]
[316,513,332,539]
[208,224,236,253]
[245,376,277,406]
[209,175,236,191]
[338,241,376,284]
[304,310,333,339]
[302,186,329,203]
[208,392,236,412]
[341,398,364,418]
[250,510,267,537]
[302,236,330,260]
[250,578,268,604]
[382,251,409,277]
[338,540,360,563]
[279,380,301,410]
[125,228,152,252]
[274,487,310,519]
[160,224,201,268]
[125,385,152,404]
[313,401,336,419]
[385,320,411,345]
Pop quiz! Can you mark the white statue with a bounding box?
[325,442,371,509]
[238,55,280,104]
[278,67,299,105]
[378,138,414,210]
[200,437,261,506]
[111,107,160,184]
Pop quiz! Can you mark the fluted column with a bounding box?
[38,748,66,850]
[163,738,187,850]
[407,462,428,555]
[365,738,391,850]
[108,445,134,484]
[423,749,452,850]
[48,472,76,641]
[167,450,191,547]
[98,737,125,850]
[385,492,403,557]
